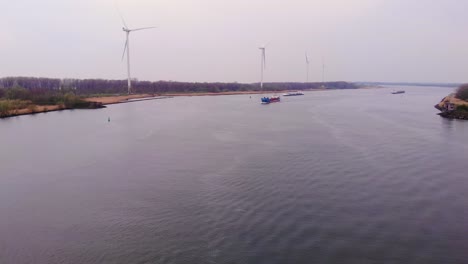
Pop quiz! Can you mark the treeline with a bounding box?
[0,85,88,105]
[456,84,468,101]
[0,77,358,95]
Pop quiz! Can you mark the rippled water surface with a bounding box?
[1,86,467,264]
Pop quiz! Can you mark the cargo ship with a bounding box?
[283,91,304,96]
[261,96,281,104]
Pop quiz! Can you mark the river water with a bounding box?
[1,86,467,264]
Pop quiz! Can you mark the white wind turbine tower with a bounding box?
[305,52,310,83]
[321,56,326,88]
[119,13,156,94]
[258,43,268,90]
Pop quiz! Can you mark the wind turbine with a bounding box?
[321,56,326,88]
[258,43,268,90]
[119,13,156,94]
[305,52,310,83]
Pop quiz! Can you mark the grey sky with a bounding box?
[2,0,468,83]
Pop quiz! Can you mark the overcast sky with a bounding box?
[2,0,468,83]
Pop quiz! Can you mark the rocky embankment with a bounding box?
[435,94,468,120]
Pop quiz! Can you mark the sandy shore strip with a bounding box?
[450,97,468,106]
[10,105,62,115]
[84,94,160,105]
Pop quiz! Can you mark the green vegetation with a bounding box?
[0,86,90,108]
[0,85,104,118]
[455,84,468,101]
[0,100,29,117]
[440,104,468,119]
[456,104,468,112]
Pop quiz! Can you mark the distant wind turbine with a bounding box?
[305,52,310,83]
[119,12,156,94]
[258,43,269,90]
[321,56,326,88]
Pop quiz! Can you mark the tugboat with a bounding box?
[392,90,405,94]
[261,96,281,104]
[283,91,304,96]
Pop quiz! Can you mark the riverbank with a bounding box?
[1,87,376,119]
[435,94,468,120]
[1,94,173,118]
[0,101,105,118]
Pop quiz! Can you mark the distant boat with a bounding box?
[261,96,281,104]
[283,91,304,96]
[392,90,405,94]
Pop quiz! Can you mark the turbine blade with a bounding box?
[263,50,266,69]
[305,52,309,64]
[114,2,128,28]
[119,14,128,29]
[121,38,128,61]
[130,26,157,32]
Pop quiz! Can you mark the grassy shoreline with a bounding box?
[0,101,105,118]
